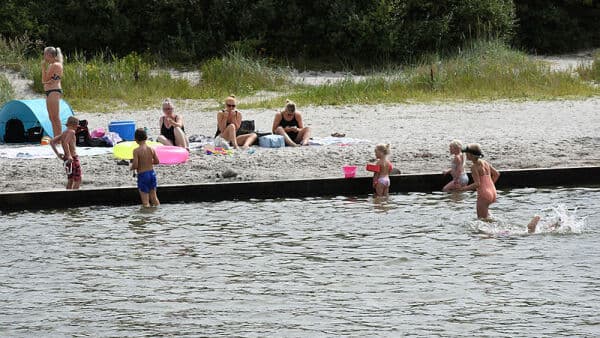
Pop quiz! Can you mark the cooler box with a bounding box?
[108,120,136,141]
[259,134,285,148]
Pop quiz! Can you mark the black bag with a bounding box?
[4,118,26,143]
[88,137,110,147]
[75,119,91,146]
[26,126,44,142]
[239,120,256,134]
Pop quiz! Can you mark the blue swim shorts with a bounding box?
[137,170,157,193]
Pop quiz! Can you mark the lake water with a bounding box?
[1,187,599,336]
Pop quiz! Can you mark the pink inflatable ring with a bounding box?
[154,146,189,165]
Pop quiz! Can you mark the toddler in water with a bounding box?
[442,140,468,192]
[131,128,160,207]
[460,143,500,219]
[370,143,393,197]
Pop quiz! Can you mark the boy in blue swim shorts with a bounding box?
[131,128,160,207]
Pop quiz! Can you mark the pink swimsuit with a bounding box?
[477,166,496,204]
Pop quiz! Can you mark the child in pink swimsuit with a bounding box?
[460,143,500,219]
[370,143,393,197]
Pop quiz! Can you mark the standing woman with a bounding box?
[460,143,500,219]
[41,46,64,137]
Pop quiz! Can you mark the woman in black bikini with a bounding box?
[41,46,64,138]
[157,98,189,149]
[272,100,311,146]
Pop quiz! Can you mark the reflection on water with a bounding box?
[0,187,599,336]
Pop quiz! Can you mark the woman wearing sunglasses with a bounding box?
[157,98,189,149]
[215,95,257,150]
[272,100,311,146]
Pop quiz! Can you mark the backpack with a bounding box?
[4,118,26,143]
[75,119,91,146]
[26,126,44,143]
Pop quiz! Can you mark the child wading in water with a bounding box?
[442,140,468,192]
[131,128,160,207]
[460,143,500,219]
[369,143,393,197]
[50,116,81,190]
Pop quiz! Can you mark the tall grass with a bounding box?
[200,50,292,97]
[577,50,600,82]
[271,40,599,107]
[0,74,14,105]
[0,35,36,71]
[25,52,202,110]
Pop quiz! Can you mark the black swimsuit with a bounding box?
[279,112,299,141]
[45,88,63,96]
[161,115,184,144]
[45,74,62,96]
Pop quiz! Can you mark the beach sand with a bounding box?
[1,97,599,192]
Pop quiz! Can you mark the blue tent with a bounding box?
[0,99,74,140]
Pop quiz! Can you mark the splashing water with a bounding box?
[534,204,586,234]
[470,204,586,237]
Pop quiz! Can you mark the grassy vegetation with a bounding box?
[577,50,600,83]
[263,41,599,108]
[0,36,598,111]
[0,74,14,105]
[200,50,292,98]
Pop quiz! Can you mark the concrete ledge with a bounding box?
[1,166,599,212]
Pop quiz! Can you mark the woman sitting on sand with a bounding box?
[272,100,311,146]
[157,98,189,149]
[215,95,257,150]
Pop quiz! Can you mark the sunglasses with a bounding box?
[227,104,236,108]
[163,107,173,112]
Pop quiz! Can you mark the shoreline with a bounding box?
[1,97,600,193]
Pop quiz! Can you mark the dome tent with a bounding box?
[0,99,74,141]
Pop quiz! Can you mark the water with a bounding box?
[1,187,599,336]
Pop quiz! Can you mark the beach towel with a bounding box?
[0,145,113,159]
[308,136,371,146]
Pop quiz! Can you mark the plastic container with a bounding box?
[366,163,380,172]
[40,136,51,145]
[108,120,136,141]
[343,165,357,178]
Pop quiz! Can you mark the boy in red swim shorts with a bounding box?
[50,116,81,189]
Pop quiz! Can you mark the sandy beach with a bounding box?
[1,95,599,193]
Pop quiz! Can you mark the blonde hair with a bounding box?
[162,98,174,109]
[225,95,236,104]
[44,46,63,63]
[285,99,296,113]
[375,143,391,156]
[449,139,462,150]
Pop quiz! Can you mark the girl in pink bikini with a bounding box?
[370,143,393,197]
[460,143,500,219]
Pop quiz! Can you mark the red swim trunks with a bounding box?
[65,156,82,181]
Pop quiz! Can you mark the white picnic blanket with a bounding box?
[0,145,113,159]
[308,136,371,146]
